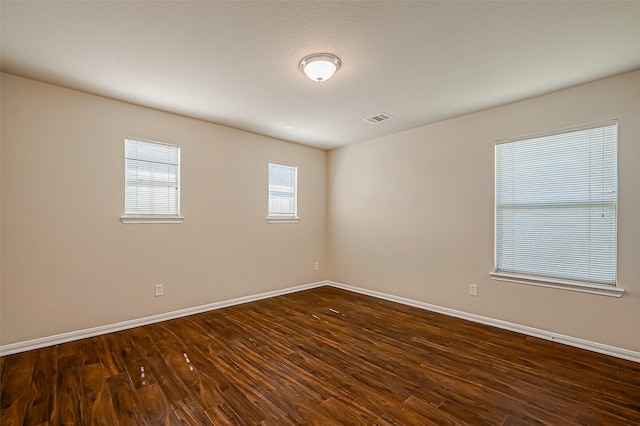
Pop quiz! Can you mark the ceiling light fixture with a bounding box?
[299,53,341,82]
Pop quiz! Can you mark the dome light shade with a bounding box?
[299,53,341,82]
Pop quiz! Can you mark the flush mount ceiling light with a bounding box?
[299,53,341,82]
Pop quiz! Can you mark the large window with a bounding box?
[268,162,298,222]
[492,120,620,296]
[122,137,183,224]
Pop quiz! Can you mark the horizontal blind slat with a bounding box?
[125,138,180,216]
[495,123,617,286]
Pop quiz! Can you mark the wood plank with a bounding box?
[318,397,392,426]
[80,362,119,426]
[171,398,215,426]
[136,383,182,425]
[401,395,463,426]
[145,354,191,405]
[0,351,36,425]
[106,372,149,426]
[23,348,57,425]
[54,355,83,425]
[144,324,230,412]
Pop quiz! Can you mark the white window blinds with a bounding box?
[495,120,617,286]
[268,163,297,218]
[125,138,180,217]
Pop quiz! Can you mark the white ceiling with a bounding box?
[2,1,639,150]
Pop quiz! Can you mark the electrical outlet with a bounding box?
[469,284,478,296]
[314,262,320,271]
[155,284,164,297]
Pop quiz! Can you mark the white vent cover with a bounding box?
[364,112,394,124]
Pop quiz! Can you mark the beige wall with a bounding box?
[2,70,639,353]
[1,73,327,345]
[327,70,640,352]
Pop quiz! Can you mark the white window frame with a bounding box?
[121,137,184,224]
[267,162,299,223]
[490,120,622,297]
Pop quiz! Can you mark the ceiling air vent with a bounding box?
[364,112,394,124]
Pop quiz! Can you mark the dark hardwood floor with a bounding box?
[1,286,639,425]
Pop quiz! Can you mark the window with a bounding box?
[268,162,298,222]
[121,137,183,224]
[491,120,622,297]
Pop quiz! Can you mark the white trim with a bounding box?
[121,216,184,224]
[0,281,325,357]
[3,280,637,364]
[326,281,640,364]
[266,216,300,224]
[489,272,624,298]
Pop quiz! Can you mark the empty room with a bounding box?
[1,1,639,425]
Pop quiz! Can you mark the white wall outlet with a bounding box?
[469,284,478,296]
[314,262,319,271]
[155,284,164,297]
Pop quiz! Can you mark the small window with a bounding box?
[121,137,183,224]
[268,162,298,222]
[491,120,621,297]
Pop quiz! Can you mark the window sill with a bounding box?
[266,216,300,224]
[121,216,184,224]
[489,271,624,298]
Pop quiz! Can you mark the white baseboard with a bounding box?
[327,281,640,364]
[0,280,326,357]
[3,279,638,364]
